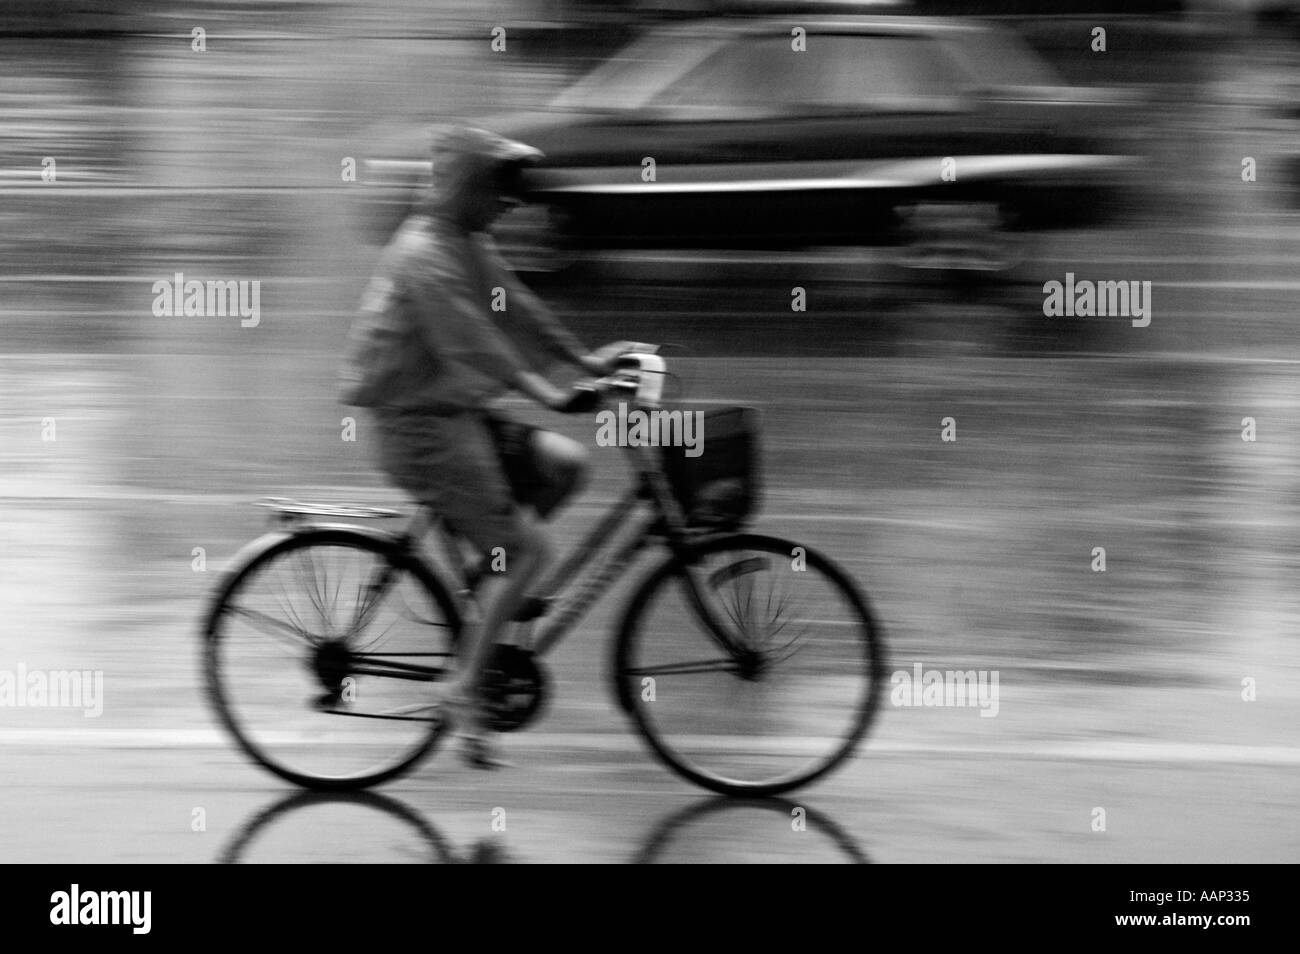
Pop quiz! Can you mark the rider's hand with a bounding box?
[578,341,654,376]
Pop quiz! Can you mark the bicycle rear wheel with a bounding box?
[203,528,460,790]
[614,533,884,796]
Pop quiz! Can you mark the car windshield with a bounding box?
[551,28,987,116]
[549,33,725,111]
[935,29,1061,89]
[652,33,971,112]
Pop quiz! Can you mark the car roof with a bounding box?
[645,0,915,15]
[643,15,994,38]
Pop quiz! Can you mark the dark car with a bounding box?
[359,16,1141,273]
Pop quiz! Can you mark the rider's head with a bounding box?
[427,125,543,233]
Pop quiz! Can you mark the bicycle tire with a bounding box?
[202,526,461,790]
[612,532,885,797]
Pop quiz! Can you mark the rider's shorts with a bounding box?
[373,407,544,555]
[482,412,549,505]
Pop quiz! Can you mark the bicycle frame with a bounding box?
[404,436,739,662]
[389,363,748,665]
[210,346,882,796]
[250,352,748,688]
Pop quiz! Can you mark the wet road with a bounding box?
[5,31,1300,862]
[2,344,1298,862]
[3,0,1298,865]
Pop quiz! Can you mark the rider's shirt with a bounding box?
[339,128,584,415]
[340,215,582,414]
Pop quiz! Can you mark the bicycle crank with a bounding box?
[481,645,549,732]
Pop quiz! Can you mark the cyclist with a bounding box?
[339,125,621,768]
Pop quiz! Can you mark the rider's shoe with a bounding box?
[459,730,514,770]
[435,691,513,771]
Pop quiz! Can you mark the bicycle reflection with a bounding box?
[218,790,868,864]
[216,790,507,864]
[632,796,870,864]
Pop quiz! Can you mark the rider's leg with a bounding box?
[376,410,551,761]
[443,431,583,764]
[458,426,585,581]
[447,508,551,711]
[522,430,589,518]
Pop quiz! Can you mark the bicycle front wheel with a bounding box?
[203,527,461,790]
[614,533,884,796]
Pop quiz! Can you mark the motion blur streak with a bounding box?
[1,0,1297,862]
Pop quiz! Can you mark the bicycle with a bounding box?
[201,349,886,796]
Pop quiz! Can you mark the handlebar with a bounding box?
[576,346,666,410]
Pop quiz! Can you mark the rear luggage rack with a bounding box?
[255,496,405,524]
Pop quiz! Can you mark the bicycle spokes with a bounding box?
[619,536,881,794]
[208,537,458,786]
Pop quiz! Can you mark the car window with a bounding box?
[652,37,814,113]
[816,34,970,104]
[653,33,970,114]
[935,30,1061,89]
[549,33,724,111]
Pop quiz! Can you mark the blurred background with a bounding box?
[1,0,1298,862]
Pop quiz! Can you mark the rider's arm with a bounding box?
[482,240,594,372]
[512,369,568,410]
[405,244,569,409]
